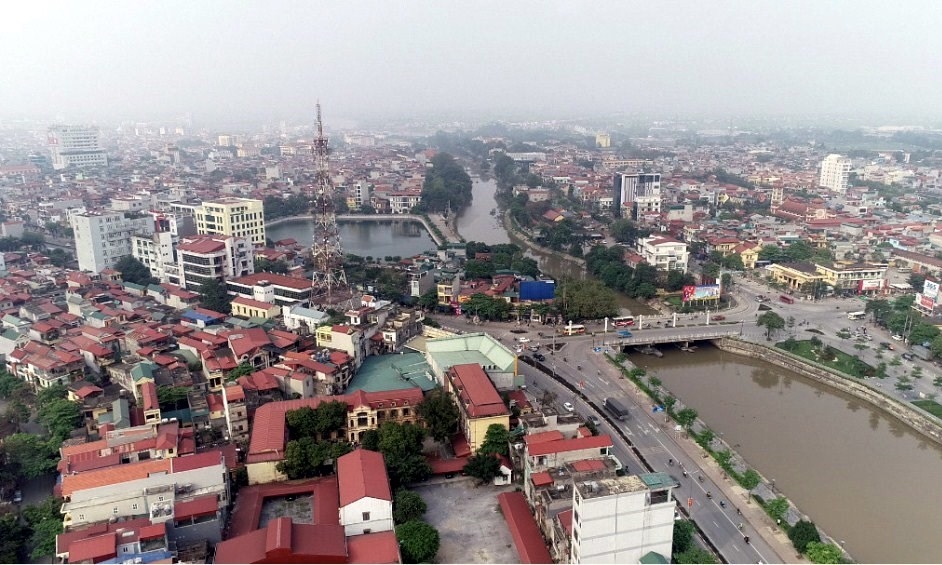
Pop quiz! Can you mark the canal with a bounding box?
[266,218,436,259]
[630,344,942,563]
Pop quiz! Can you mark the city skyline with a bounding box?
[3,1,942,126]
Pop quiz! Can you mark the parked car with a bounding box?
[902,353,915,361]
[892,334,904,341]
[518,337,531,343]
[880,342,894,350]
[12,491,22,504]
[563,402,575,412]
[712,315,726,321]
[534,353,546,362]
[588,414,601,426]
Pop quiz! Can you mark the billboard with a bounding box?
[924,280,940,300]
[519,280,556,301]
[918,293,936,311]
[682,284,721,302]
[858,278,884,292]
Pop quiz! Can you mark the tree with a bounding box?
[672,519,696,555]
[114,255,157,286]
[5,399,30,433]
[757,311,786,339]
[0,371,27,399]
[197,278,232,314]
[478,423,510,457]
[36,383,68,407]
[416,388,459,443]
[676,407,698,429]
[227,362,254,382]
[417,288,438,310]
[788,519,821,553]
[766,496,790,523]
[464,452,502,484]
[421,152,473,213]
[374,422,430,487]
[393,489,428,525]
[37,398,81,440]
[254,257,289,274]
[557,279,619,320]
[463,293,511,321]
[674,548,717,564]
[1,433,58,479]
[805,542,842,564]
[396,520,440,564]
[0,514,29,563]
[276,437,353,479]
[23,496,64,560]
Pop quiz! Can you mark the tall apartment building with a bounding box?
[569,473,675,563]
[637,236,689,273]
[176,234,254,290]
[819,154,852,193]
[613,172,660,218]
[71,211,154,273]
[189,198,266,247]
[48,125,108,170]
[132,212,197,282]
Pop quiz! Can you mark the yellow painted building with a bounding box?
[195,197,266,247]
[446,363,510,451]
[230,296,280,319]
[815,262,887,294]
[768,262,822,293]
[740,245,760,270]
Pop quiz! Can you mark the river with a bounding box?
[631,344,942,563]
[266,218,436,259]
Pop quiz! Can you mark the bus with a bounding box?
[559,324,587,336]
[779,295,795,304]
[848,311,866,320]
[612,316,635,327]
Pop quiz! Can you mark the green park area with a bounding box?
[777,338,874,379]
[912,399,942,419]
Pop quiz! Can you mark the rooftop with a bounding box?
[576,474,648,499]
[345,352,436,393]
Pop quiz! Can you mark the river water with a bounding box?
[266,219,436,259]
[632,345,942,563]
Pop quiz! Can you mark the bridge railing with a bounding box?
[611,329,740,346]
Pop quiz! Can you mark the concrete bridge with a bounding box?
[606,326,743,348]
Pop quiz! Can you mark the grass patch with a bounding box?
[913,399,942,419]
[777,339,874,378]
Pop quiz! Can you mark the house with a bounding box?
[230,296,280,320]
[636,236,689,273]
[445,363,510,452]
[337,449,394,536]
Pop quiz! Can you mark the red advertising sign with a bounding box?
[687,497,694,509]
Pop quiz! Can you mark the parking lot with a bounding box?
[412,479,519,563]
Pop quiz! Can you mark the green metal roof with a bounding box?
[346,352,436,393]
[639,472,677,491]
[639,551,669,564]
[425,332,516,373]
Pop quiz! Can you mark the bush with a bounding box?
[396,520,440,564]
[788,519,821,553]
[393,490,427,525]
[740,469,761,489]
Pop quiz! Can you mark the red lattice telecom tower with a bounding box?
[310,103,348,301]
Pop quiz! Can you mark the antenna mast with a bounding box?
[310,103,348,301]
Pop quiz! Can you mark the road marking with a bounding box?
[712,520,719,527]
[733,544,741,553]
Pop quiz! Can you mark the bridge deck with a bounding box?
[611,328,740,346]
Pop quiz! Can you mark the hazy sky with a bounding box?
[3,1,941,125]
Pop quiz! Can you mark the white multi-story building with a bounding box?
[637,236,689,273]
[569,474,675,564]
[71,211,154,273]
[184,197,266,247]
[389,191,422,214]
[132,212,198,282]
[819,154,852,193]
[48,125,108,170]
[176,234,253,290]
[613,172,660,218]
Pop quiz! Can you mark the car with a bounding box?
[600,240,608,245]
[518,337,531,343]
[12,491,22,504]
[515,346,523,353]
[588,415,601,426]
[712,314,726,321]
[617,330,633,338]
[563,402,575,412]
[534,353,546,362]
[880,342,894,350]
[892,334,904,341]
[902,353,915,361]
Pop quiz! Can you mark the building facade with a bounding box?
[636,237,689,273]
[191,197,266,247]
[613,173,660,218]
[71,211,154,274]
[819,154,852,193]
[48,125,108,170]
[176,234,253,290]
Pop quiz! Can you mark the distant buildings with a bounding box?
[70,210,154,273]
[48,125,108,170]
[819,154,852,193]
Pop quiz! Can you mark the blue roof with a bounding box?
[182,309,222,323]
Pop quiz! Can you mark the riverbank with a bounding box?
[501,209,587,266]
[716,338,942,447]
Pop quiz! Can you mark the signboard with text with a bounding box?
[858,278,884,292]
[924,280,940,300]
[682,284,721,302]
[918,293,936,311]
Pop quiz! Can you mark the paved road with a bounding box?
[435,313,795,563]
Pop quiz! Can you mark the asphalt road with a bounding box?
[437,313,787,563]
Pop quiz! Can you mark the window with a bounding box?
[158,496,164,502]
[113,507,119,514]
[78,513,85,521]
[132,503,139,511]
[362,512,371,521]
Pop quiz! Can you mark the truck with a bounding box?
[603,397,630,421]
[779,294,795,304]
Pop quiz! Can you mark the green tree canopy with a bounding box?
[805,541,843,564]
[393,489,428,525]
[672,519,696,556]
[557,279,618,320]
[463,452,502,484]
[23,496,64,560]
[275,437,353,480]
[114,255,157,286]
[396,520,441,564]
[373,422,430,487]
[285,401,349,440]
[757,311,786,338]
[1,433,58,479]
[197,278,232,314]
[675,407,698,429]
[37,398,81,441]
[478,423,510,457]
[420,153,473,213]
[416,388,459,443]
[788,519,821,553]
[0,514,29,563]
[463,293,512,321]
[674,547,717,564]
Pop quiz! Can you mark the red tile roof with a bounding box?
[497,492,553,564]
[337,449,392,507]
[177,235,229,254]
[174,493,219,519]
[228,478,339,538]
[524,430,565,445]
[448,363,508,418]
[347,531,401,564]
[67,532,116,563]
[530,471,553,487]
[230,272,313,291]
[140,381,159,411]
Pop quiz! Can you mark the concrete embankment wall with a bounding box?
[715,338,942,447]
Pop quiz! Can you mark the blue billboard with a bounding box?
[519,280,555,301]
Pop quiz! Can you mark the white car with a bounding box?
[892,334,904,341]
[518,337,531,343]
[563,402,575,412]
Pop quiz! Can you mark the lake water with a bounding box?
[266,218,436,259]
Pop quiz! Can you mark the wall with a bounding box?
[340,498,394,536]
